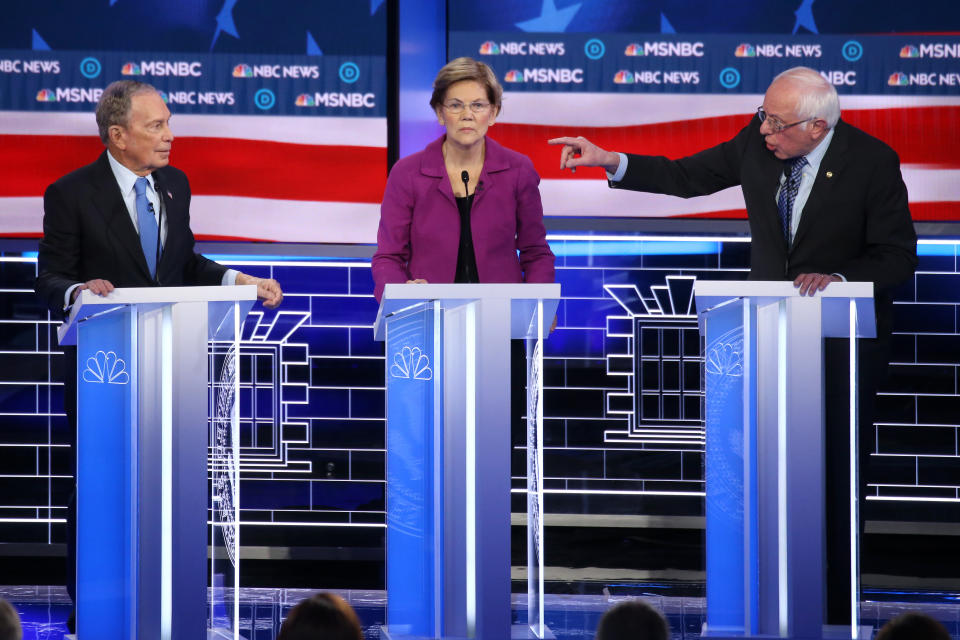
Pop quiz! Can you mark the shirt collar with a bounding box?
[803,126,835,173]
[106,149,155,196]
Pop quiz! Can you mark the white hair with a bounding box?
[772,66,841,128]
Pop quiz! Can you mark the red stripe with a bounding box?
[908,201,960,220]
[670,202,960,221]
[0,134,386,201]
[490,105,960,179]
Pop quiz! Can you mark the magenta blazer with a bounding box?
[372,135,555,302]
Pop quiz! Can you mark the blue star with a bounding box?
[306,31,323,56]
[792,0,818,34]
[210,0,240,51]
[515,0,581,33]
[660,12,676,34]
[32,29,51,51]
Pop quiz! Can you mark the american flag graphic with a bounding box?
[2,93,957,244]
[0,112,387,243]
[489,92,960,223]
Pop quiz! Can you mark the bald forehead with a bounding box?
[763,79,801,119]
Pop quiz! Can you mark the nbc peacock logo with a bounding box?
[232,63,253,78]
[624,43,644,56]
[35,89,57,102]
[735,43,756,57]
[887,72,908,86]
[479,41,500,55]
[295,94,316,107]
[121,62,142,75]
[613,70,634,84]
[503,70,524,83]
[156,90,169,104]
[899,45,920,58]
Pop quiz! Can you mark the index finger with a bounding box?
[547,136,581,146]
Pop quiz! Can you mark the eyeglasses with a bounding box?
[443,100,492,115]
[757,107,814,134]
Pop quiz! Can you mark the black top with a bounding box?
[454,194,479,284]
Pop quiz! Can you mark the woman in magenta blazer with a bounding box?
[372,57,555,302]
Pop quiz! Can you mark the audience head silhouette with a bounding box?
[0,598,22,640]
[875,611,950,640]
[595,598,670,640]
[276,592,362,640]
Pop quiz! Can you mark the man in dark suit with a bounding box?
[549,67,917,623]
[35,79,283,629]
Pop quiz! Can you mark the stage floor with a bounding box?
[2,585,958,639]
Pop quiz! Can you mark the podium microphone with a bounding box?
[461,170,470,197]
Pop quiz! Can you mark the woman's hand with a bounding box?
[406,279,429,284]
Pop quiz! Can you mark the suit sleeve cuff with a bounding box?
[63,283,83,311]
[606,153,628,183]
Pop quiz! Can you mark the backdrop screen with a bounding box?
[449,0,960,222]
[0,0,387,242]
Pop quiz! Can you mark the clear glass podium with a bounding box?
[374,283,561,640]
[694,280,876,640]
[58,285,256,640]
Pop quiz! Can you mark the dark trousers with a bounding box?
[823,336,890,624]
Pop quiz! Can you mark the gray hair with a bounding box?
[773,66,841,128]
[95,80,158,145]
[0,598,21,640]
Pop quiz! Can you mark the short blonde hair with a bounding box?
[430,57,503,115]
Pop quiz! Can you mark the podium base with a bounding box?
[378,624,555,639]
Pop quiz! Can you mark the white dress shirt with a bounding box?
[63,152,237,308]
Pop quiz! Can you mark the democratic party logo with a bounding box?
[888,72,909,86]
[584,38,605,60]
[841,40,863,62]
[735,44,756,57]
[295,94,316,107]
[79,57,101,79]
[624,43,644,56]
[504,70,524,83]
[719,67,741,89]
[338,62,360,84]
[233,63,254,78]
[479,41,500,55]
[121,62,142,75]
[35,89,57,102]
[613,70,634,84]
[254,88,275,110]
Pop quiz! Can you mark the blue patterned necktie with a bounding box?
[777,156,808,243]
[134,177,159,278]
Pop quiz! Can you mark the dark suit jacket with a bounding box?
[611,118,918,338]
[36,150,227,317]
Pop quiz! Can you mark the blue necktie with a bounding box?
[134,177,159,278]
[777,156,807,244]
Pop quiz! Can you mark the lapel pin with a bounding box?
[825,171,833,178]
